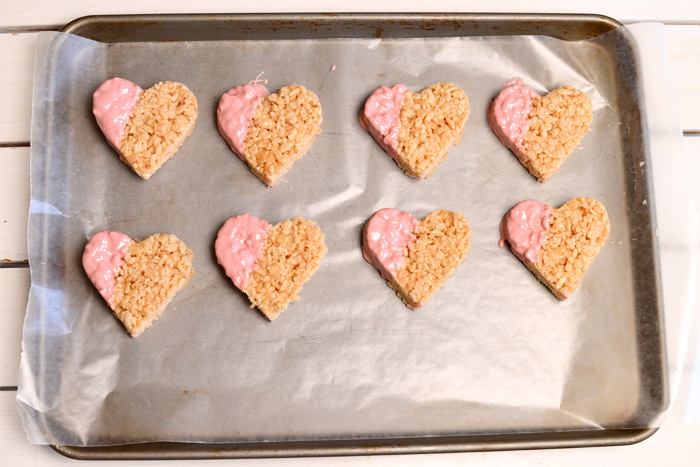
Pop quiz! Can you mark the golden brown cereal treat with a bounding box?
[82,231,195,337]
[488,78,593,182]
[360,82,470,179]
[93,78,198,179]
[499,197,610,299]
[362,209,473,309]
[217,84,322,187]
[215,214,327,321]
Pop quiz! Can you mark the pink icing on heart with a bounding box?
[215,213,271,291]
[92,78,143,155]
[362,208,419,281]
[217,84,271,160]
[82,230,133,307]
[498,200,553,264]
[359,84,407,161]
[487,78,538,162]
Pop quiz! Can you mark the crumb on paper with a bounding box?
[330,65,336,72]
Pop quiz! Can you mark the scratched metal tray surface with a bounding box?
[22,13,665,459]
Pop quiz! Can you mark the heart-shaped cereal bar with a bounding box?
[93,78,198,179]
[488,78,593,182]
[215,214,327,320]
[362,209,473,309]
[82,231,195,337]
[499,197,610,299]
[360,83,470,179]
[217,84,322,187]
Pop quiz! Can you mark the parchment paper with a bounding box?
[16,24,694,446]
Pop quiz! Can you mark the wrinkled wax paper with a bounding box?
[17,24,695,446]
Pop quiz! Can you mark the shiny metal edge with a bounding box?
[52,428,658,460]
[59,13,622,42]
[46,13,666,460]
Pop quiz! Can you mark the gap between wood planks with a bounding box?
[0,261,29,268]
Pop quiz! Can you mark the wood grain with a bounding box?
[0,33,35,143]
[665,26,700,131]
[0,147,30,261]
[0,268,29,387]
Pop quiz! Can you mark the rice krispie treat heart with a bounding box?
[215,214,327,321]
[217,83,323,187]
[360,82,470,179]
[498,197,610,299]
[93,78,198,179]
[488,78,593,182]
[82,231,195,337]
[362,208,473,309]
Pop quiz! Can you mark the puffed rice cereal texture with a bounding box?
[111,233,195,337]
[389,210,473,309]
[521,86,593,182]
[119,81,198,179]
[396,83,470,179]
[526,197,610,299]
[244,85,322,187]
[245,218,327,320]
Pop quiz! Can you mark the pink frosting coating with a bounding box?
[82,230,133,307]
[92,78,143,153]
[362,208,420,281]
[215,213,271,291]
[499,200,553,264]
[217,84,271,160]
[487,78,538,162]
[359,84,408,161]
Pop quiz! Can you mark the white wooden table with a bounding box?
[1,2,699,465]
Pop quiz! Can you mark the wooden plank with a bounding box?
[0,147,30,261]
[665,26,700,130]
[0,268,29,387]
[682,138,700,234]
[0,0,699,29]
[0,33,36,143]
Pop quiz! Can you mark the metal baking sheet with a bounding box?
[18,13,666,459]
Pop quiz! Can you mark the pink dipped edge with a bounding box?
[215,213,271,291]
[362,208,420,282]
[487,78,538,162]
[92,78,143,157]
[217,84,271,160]
[82,230,133,307]
[498,200,553,264]
[359,84,408,162]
